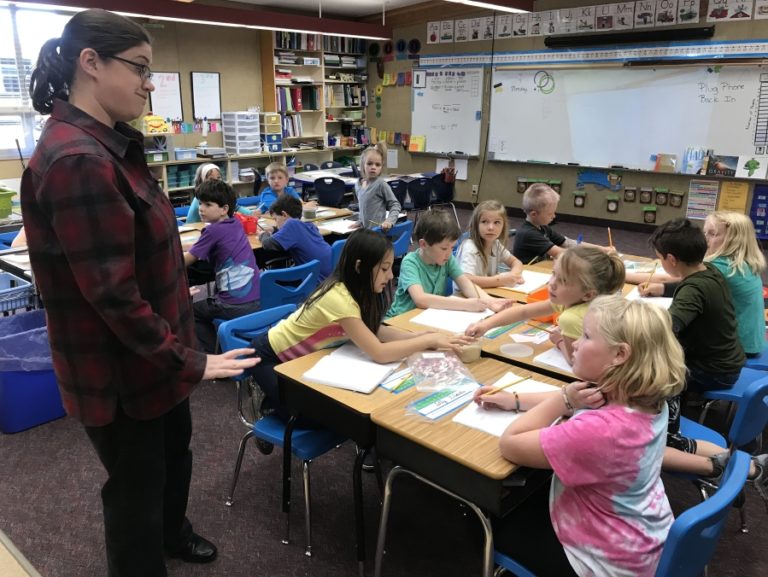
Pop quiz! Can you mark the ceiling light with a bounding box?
[444,0,531,13]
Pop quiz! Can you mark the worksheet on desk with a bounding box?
[317,218,358,234]
[504,270,551,294]
[625,287,673,310]
[533,347,575,376]
[410,307,493,334]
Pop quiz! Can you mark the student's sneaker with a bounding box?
[248,382,275,456]
[748,454,768,512]
[707,451,730,483]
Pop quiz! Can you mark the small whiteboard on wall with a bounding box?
[411,67,483,155]
[149,72,182,121]
[191,71,221,120]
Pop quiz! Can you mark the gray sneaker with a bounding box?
[248,381,274,455]
[748,454,768,513]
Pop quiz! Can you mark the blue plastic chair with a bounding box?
[745,347,768,371]
[314,177,346,208]
[174,205,190,218]
[320,160,342,169]
[388,179,408,210]
[697,367,767,426]
[493,451,750,577]
[237,195,261,208]
[259,259,321,310]
[406,177,432,225]
[218,304,346,556]
[430,173,460,228]
[0,231,18,249]
[372,220,413,259]
[330,239,346,269]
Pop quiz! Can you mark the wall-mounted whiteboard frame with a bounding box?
[148,72,182,121]
[191,71,221,120]
[411,67,484,155]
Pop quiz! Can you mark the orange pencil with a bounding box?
[642,262,658,291]
[607,227,613,249]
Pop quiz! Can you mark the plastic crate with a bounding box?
[0,271,33,313]
[174,148,197,160]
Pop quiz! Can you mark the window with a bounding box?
[0,4,72,158]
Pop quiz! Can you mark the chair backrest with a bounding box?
[388,179,408,207]
[259,259,321,310]
[727,373,768,448]
[217,304,297,381]
[331,239,346,268]
[236,195,261,208]
[174,205,190,218]
[407,177,432,209]
[654,450,750,577]
[251,170,263,196]
[320,161,342,169]
[350,163,361,178]
[452,231,469,255]
[314,177,346,208]
[0,231,18,250]
[431,173,455,203]
[373,220,413,259]
[303,163,319,172]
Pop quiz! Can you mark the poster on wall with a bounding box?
[455,19,470,42]
[427,21,440,44]
[757,0,768,19]
[686,180,720,220]
[635,0,657,27]
[595,3,615,30]
[191,71,221,120]
[440,20,454,43]
[513,13,529,36]
[482,16,495,39]
[495,14,513,38]
[654,0,678,26]
[612,2,636,28]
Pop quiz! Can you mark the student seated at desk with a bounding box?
[258,195,332,280]
[352,142,400,231]
[475,295,685,577]
[638,211,765,358]
[248,229,472,431]
[186,163,254,224]
[183,180,261,353]
[513,183,613,265]
[253,161,302,216]
[454,200,524,292]
[466,246,625,363]
[385,210,509,319]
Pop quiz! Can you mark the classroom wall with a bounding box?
[368,1,768,225]
[0,19,263,180]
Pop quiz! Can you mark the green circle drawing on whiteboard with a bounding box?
[534,71,555,95]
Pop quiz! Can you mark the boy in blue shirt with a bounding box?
[255,162,302,215]
[259,195,333,280]
[184,180,261,352]
[386,210,508,318]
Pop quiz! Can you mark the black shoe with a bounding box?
[362,450,376,472]
[255,437,275,455]
[167,533,218,564]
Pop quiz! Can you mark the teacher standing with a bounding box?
[21,9,257,577]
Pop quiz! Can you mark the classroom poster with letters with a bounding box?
[556,9,576,33]
[678,0,700,22]
[469,18,482,41]
[686,180,720,219]
[655,0,678,25]
[635,0,657,27]
[717,181,749,213]
[427,21,440,44]
[495,14,513,39]
[595,3,615,30]
[440,20,454,43]
[576,6,595,31]
[756,0,768,19]
[482,16,495,40]
[513,13,530,36]
[612,3,636,29]
[455,19,470,42]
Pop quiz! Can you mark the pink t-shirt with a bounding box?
[540,403,673,577]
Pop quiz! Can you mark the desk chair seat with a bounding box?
[218,305,347,557]
[492,452,751,577]
[745,347,768,371]
[698,367,766,428]
[314,177,346,208]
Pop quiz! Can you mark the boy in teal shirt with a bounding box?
[386,211,508,318]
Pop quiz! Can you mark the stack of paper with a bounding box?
[410,307,494,334]
[317,218,359,234]
[452,372,560,436]
[506,270,551,294]
[625,287,673,310]
[533,347,575,375]
[302,343,401,393]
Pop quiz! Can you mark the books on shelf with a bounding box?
[325,84,366,108]
[275,31,319,51]
[322,36,365,54]
[276,86,319,113]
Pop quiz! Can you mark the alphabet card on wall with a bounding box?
[513,13,530,36]
[757,0,768,19]
[576,6,596,31]
[556,9,576,33]
[612,2,636,29]
[655,0,678,25]
[455,19,470,42]
[495,14,513,39]
[595,4,615,29]
[427,21,440,44]
[635,0,657,27]
[678,0,700,22]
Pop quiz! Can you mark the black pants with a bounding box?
[492,481,578,577]
[85,399,194,577]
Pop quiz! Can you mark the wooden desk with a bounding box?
[274,348,407,576]
[371,358,567,577]
[0,529,42,577]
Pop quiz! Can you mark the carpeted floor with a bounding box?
[1,213,766,577]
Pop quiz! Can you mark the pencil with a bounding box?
[607,227,613,249]
[526,255,539,266]
[642,262,658,290]
[526,321,554,334]
[484,374,530,396]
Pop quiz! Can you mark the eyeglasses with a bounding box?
[106,55,153,82]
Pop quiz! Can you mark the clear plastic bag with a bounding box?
[407,350,477,392]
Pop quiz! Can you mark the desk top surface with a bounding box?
[372,357,567,480]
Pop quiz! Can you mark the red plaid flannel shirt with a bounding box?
[20,100,206,426]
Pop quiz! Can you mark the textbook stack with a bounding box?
[222,111,261,156]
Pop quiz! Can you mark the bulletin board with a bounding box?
[191,71,222,120]
[411,67,484,155]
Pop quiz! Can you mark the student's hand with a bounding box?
[466,319,488,338]
[253,209,263,219]
[381,221,393,232]
[638,282,664,297]
[350,221,363,229]
[486,298,512,313]
[189,286,201,297]
[565,381,606,410]
[473,385,517,411]
[602,245,618,254]
[203,348,259,380]
[304,200,318,209]
[430,332,475,351]
[498,271,524,286]
[549,326,564,348]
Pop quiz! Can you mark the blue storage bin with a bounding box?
[0,310,65,433]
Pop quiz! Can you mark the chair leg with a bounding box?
[303,459,313,557]
[225,430,255,506]
[735,490,749,533]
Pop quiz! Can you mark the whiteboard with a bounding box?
[149,72,182,121]
[411,67,484,155]
[191,71,221,120]
[488,66,768,170]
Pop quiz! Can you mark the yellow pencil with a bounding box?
[607,227,613,249]
[642,262,658,290]
[526,321,554,334]
[526,255,539,266]
[484,374,531,396]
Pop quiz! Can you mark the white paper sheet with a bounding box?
[302,343,401,393]
[505,269,551,294]
[533,347,575,375]
[452,373,560,436]
[0,253,31,268]
[387,149,399,169]
[435,158,468,180]
[410,307,494,333]
[625,287,673,310]
[317,218,359,234]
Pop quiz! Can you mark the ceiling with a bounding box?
[230,0,432,18]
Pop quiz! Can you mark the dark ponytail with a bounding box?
[29,9,151,114]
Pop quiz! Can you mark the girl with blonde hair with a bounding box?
[354,142,401,231]
[475,295,685,577]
